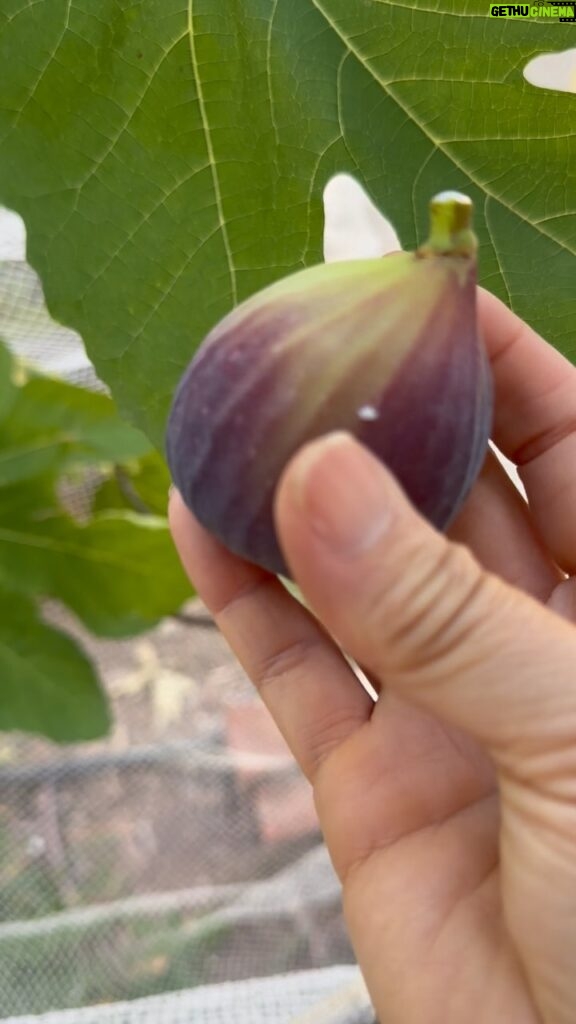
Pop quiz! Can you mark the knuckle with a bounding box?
[254,634,321,693]
[363,538,492,678]
[302,705,367,772]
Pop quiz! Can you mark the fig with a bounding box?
[167,191,492,577]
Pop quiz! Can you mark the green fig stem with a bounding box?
[418,190,477,259]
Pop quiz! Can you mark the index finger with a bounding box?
[479,287,576,573]
[168,490,372,782]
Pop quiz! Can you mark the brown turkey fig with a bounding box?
[167,191,493,577]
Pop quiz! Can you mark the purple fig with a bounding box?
[167,191,492,577]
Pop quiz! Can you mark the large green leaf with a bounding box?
[0,1,574,446]
[0,590,109,742]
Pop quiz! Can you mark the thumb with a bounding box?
[274,432,576,766]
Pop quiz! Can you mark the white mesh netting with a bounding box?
[3,968,372,1024]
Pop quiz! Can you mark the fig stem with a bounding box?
[419,190,477,258]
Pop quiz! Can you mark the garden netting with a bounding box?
[0,200,377,1024]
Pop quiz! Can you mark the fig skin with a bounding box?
[167,192,493,577]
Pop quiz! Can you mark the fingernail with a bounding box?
[286,432,391,557]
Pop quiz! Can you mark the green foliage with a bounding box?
[92,451,173,517]
[0,342,191,742]
[0,497,191,638]
[0,1,574,448]
[0,592,109,740]
[5,374,151,473]
[0,341,16,419]
[0,372,150,487]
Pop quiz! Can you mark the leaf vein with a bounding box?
[310,0,576,261]
[0,526,154,574]
[410,146,435,242]
[80,162,211,302]
[187,0,237,306]
[47,30,190,252]
[266,0,281,147]
[127,224,222,349]
[11,0,71,130]
[484,195,512,308]
[4,0,46,26]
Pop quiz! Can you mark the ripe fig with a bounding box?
[167,191,492,577]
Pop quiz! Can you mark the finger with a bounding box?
[479,287,576,573]
[275,433,576,772]
[168,490,372,781]
[448,448,562,602]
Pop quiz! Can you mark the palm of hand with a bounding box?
[315,672,530,1022]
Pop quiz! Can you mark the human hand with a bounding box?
[169,288,576,1024]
